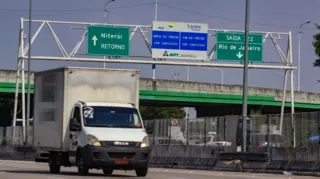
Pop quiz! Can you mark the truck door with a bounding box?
[69,105,82,165]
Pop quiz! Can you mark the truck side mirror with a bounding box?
[70,118,81,131]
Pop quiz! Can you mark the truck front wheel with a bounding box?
[77,155,89,175]
[49,154,60,174]
[135,167,148,177]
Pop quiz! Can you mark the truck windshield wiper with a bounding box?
[87,124,115,127]
[87,124,141,128]
[109,124,142,128]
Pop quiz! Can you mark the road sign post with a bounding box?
[216,32,263,62]
[87,26,130,56]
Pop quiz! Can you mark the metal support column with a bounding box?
[289,31,296,147]
[26,0,32,146]
[279,70,288,134]
[241,0,250,152]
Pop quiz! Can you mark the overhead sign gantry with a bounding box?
[12,18,297,147]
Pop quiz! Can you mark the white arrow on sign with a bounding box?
[92,35,98,46]
[236,52,243,59]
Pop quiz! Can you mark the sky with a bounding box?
[0,0,319,96]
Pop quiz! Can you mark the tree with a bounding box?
[139,106,186,120]
[312,24,320,67]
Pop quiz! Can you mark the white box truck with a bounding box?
[33,67,150,176]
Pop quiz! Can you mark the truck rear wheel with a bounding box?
[102,168,113,175]
[135,167,148,177]
[49,154,60,174]
[77,155,89,175]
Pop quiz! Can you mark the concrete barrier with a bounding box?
[149,156,217,170]
[3,144,320,176]
[150,145,218,158]
[287,161,318,171]
[218,152,270,162]
[149,156,176,168]
[0,145,35,161]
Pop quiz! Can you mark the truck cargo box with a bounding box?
[33,67,140,151]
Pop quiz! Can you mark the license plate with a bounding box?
[114,159,129,165]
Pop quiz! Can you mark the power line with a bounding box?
[29,9,128,19]
[0,2,154,13]
[158,3,313,30]
[159,3,240,22]
[0,2,155,19]
[0,1,315,30]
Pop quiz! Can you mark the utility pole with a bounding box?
[298,21,311,91]
[26,0,32,146]
[152,0,158,80]
[186,66,190,123]
[103,0,115,68]
[241,0,250,152]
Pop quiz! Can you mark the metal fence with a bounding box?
[144,111,320,149]
[1,111,319,150]
[144,117,227,146]
[249,112,320,148]
[0,126,33,146]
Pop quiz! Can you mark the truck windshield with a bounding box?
[82,106,143,128]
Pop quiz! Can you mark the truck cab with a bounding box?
[49,101,150,176]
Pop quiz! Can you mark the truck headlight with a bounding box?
[141,136,149,148]
[87,135,101,147]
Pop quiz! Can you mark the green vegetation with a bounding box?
[313,24,320,67]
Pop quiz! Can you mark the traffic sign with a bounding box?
[151,21,209,60]
[87,26,130,56]
[216,32,263,62]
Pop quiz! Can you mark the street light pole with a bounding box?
[155,0,158,21]
[241,0,250,152]
[298,21,311,91]
[152,0,159,80]
[26,0,32,146]
[104,0,115,24]
[103,0,115,68]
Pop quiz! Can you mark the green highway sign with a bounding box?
[87,26,130,56]
[216,32,263,62]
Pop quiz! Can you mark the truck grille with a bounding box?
[108,152,135,159]
[100,141,140,148]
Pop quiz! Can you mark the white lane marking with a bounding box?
[151,168,296,179]
[47,177,65,179]
[0,160,45,165]
[168,177,188,179]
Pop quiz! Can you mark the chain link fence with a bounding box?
[1,111,320,151]
[144,112,320,150]
[247,112,320,149]
[0,126,33,146]
[144,116,228,146]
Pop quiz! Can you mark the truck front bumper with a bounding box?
[81,145,150,170]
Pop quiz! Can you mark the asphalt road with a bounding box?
[0,160,317,179]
